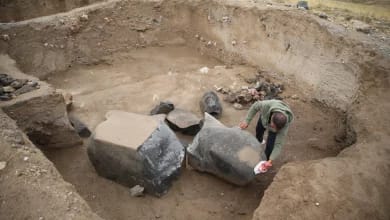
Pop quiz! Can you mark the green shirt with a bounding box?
[245,100,294,160]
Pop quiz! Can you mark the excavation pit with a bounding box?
[42,46,343,220]
[1,0,389,220]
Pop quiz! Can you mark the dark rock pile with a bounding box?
[217,71,284,109]
[0,73,40,101]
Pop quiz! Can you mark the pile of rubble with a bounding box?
[0,73,40,101]
[216,71,284,110]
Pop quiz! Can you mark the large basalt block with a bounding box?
[87,110,185,197]
[187,113,266,185]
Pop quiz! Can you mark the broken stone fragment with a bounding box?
[291,94,299,100]
[297,1,309,10]
[80,14,89,22]
[2,86,15,93]
[199,67,209,74]
[166,108,202,135]
[0,94,12,101]
[150,101,174,115]
[1,34,10,41]
[0,73,13,86]
[351,20,371,34]
[199,91,223,119]
[130,185,145,197]
[57,89,73,111]
[233,103,243,110]
[88,110,185,196]
[0,161,7,170]
[187,113,266,185]
[10,79,26,90]
[68,114,91,138]
[318,13,328,19]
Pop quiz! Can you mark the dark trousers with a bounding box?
[256,118,277,160]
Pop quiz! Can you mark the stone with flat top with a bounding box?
[88,110,185,197]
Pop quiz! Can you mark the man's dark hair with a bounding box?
[272,112,287,130]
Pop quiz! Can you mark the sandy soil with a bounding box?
[43,46,343,220]
[1,0,389,219]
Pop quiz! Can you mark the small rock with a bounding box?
[222,16,230,23]
[291,94,299,100]
[57,89,73,110]
[44,43,49,47]
[80,14,89,22]
[221,88,230,94]
[23,156,29,161]
[1,34,10,41]
[297,1,309,10]
[10,79,26,90]
[214,85,223,92]
[351,20,371,34]
[199,67,209,74]
[0,94,12,101]
[318,13,328,19]
[231,40,237,46]
[68,115,91,138]
[220,192,224,196]
[195,34,200,39]
[3,86,15,93]
[315,202,320,206]
[233,103,243,110]
[150,101,175,115]
[130,185,144,197]
[0,161,7,170]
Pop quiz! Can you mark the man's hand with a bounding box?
[265,160,272,168]
[260,160,272,172]
[239,121,248,129]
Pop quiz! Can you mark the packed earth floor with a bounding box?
[44,46,343,220]
[0,0,389,220]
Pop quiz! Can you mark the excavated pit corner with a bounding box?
[1,0,388,220]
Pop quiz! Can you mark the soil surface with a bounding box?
[44,46,343,220]
[1,0,389,219]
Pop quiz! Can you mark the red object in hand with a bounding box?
[261,161,272,171]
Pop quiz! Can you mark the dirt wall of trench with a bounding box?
[253,54,390,220]
[0,110,103,220]
[0,0,389,219]
[0,0,104,22]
